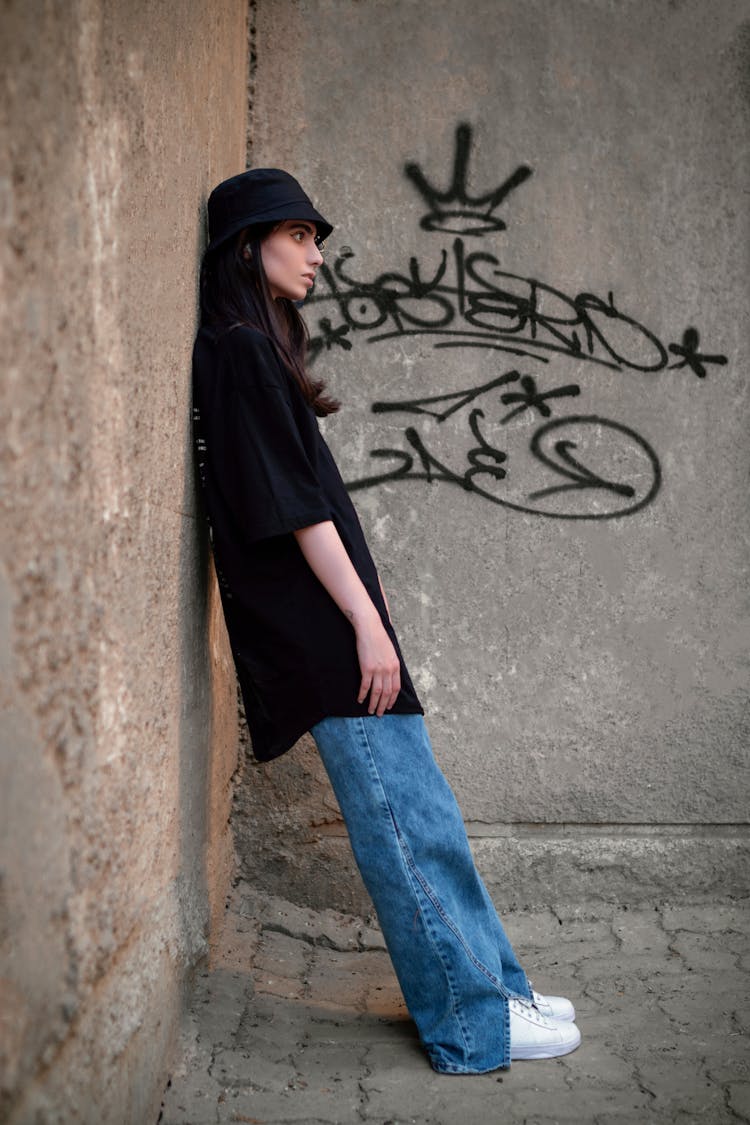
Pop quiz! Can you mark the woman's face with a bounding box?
[260,220,324,301]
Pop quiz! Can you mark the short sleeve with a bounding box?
[194,326,332,544]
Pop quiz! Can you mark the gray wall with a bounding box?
[235,0,750,912]
[0,2,246,1120]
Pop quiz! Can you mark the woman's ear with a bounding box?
[243,243,253,261]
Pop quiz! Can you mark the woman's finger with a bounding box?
[375,674,393,717]
[368,673,384,715]
[358,670,373,705]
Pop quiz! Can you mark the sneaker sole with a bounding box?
[511,1026,582,1061]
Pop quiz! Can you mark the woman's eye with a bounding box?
[292,231,305,242]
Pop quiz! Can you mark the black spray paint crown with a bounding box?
[405,123,533,236]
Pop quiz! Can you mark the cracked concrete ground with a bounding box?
[159,883,750,1124]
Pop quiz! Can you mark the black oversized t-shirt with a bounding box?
[192,323,423,762]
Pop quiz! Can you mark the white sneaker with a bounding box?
[509,997,581,1060]
[530,987,576,1022]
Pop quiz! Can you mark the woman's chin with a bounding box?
[276,286,309,302]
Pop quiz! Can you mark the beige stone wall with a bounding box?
[0,2,247,1121]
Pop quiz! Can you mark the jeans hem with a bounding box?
[428,1052,511,1075]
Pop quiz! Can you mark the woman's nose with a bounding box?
[309,242,324,266]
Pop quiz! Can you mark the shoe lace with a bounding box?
[510,996,548,1026]
[527,980,545,1003]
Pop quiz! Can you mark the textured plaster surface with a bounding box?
[0,1,246,1120]
[161,881,750,1124]
[234,0,750,910]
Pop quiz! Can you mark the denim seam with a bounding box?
[355,716,473,1064]
[395,826,513,1002]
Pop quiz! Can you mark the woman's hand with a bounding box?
[351,606,402,716]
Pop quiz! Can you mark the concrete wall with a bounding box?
[235,0,750,914]
[0,2,246,1121]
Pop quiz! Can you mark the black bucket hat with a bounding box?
[206,168,333,254]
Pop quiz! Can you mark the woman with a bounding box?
[192,167,581,1073]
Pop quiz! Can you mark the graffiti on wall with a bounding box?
[306,125,727,519]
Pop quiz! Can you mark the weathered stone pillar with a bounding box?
[0,2,247,1120]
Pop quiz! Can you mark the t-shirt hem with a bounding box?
[248,700,425,763]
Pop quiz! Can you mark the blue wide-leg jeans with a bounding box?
[311,713,532,1073]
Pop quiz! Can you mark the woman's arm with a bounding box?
[293,521,401,717]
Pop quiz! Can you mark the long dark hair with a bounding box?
[199,223,339,417]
